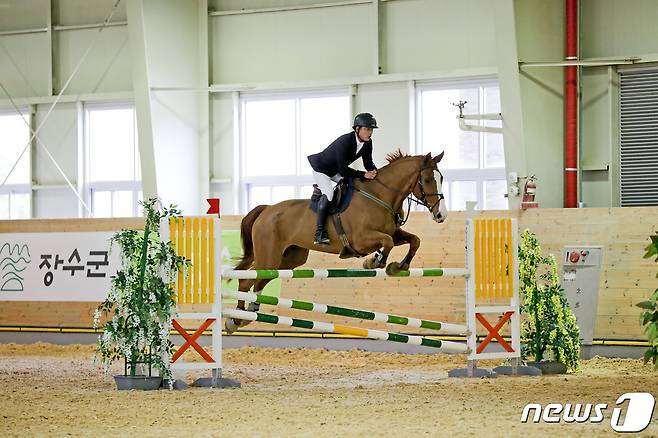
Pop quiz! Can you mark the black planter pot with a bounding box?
[114,375,163,391]
[527,361,567,375]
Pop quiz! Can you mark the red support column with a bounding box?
[564,0,579,208]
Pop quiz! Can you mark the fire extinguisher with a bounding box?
[520,175,538,210]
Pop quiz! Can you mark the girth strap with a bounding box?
[331,213,367,258]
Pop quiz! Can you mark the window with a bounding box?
[240,91,350,212]
[0,110,31,219]
[84,103,141,217]
[416,80,508,211]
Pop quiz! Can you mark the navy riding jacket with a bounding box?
[307,132,377,180]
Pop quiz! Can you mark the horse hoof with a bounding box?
[386,262,401,276]
[246,302,260,312]
[225,318,239,334]
[363,258,375,269]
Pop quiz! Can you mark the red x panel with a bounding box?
[475,311,515,354]
[171,318,216,363]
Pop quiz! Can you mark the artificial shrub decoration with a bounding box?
[519,229,581,372]
[638,232,658,369]
[94,198,187,379]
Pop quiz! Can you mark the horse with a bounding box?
[225,150,447,333]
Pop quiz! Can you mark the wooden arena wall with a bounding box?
[0,208,656,340]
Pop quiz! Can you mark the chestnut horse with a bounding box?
[226,151,447,333]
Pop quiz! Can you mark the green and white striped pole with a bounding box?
[222,267,469,280]
[224,290,469,335]
[223,309,469,354]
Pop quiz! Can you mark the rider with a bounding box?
[307,112,379,245]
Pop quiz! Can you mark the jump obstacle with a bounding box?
[160,203,537,387]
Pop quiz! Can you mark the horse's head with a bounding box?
[413,152,447,223]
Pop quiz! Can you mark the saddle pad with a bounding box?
[309,178,355,214]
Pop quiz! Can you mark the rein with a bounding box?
[356,164,444,226]
[354,187,403,225]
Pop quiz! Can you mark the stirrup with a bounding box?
[314,236,330,245]
[314,230,330,245]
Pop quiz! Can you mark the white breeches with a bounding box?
[312,170,342,201]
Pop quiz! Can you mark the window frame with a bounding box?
[83,101,141,218]
[238,88,351,213]
[0,107,33,219]
[415,78,507,211]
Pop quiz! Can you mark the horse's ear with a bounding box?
[432,151,445,164]
[424,152,432,162]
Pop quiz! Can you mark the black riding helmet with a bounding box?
[352,112,378,129]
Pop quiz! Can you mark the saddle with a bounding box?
[308,178,364,259]
[309,178,354,214]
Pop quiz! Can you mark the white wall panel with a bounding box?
[33,189,78,218]
[583,0,658,59]
[211,93,235,179]
[150,93,200,211]
[208,0,351,11]
[54,27,132,94]
[354,82,410,166]
[382,0,497,74]
[0,0,49,31]
[33,103,78,185]
[53,0,128,26]
[581,171,610,208]
[210,3,371,84]
[132,0,206,215]
[0,33,51,97]
[515,0,564,208]
[210,93,236,213]
[213,182,236,214]
[581,67,612,171]
[142,9,200,87]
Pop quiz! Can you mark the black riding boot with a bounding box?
[314,194,330,245]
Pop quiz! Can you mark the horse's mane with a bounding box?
[385,149,411,164]
[363,150,423,185]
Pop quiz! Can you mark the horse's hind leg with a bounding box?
[225,246,286,333]
[279,245,310,270]
[224,277,257,334]
[243,246,309,313]
[225,246,309,333]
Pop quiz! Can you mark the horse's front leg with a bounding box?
[385,228,421,275]
[362,233,395,270]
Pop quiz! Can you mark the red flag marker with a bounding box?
[206,198,220,217]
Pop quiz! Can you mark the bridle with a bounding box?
[410,165,445,212]
[357,164,445,226]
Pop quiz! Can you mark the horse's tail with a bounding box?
[234,204,268,271]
